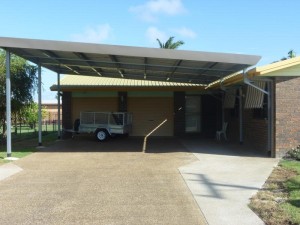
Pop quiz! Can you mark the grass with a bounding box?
[281,161,300,224]
[249,159,300,225]
[281,160,300,174]
[0,131,57,165]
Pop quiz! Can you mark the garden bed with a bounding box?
[249,149,300,225]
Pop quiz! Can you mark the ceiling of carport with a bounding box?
[0,37,261,85]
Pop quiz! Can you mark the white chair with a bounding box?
[216,122,228,141]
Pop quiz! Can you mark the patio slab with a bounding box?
[179,138,279,225]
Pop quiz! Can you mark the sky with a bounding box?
[0,0,299,103]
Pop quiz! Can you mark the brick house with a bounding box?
[42,103,62,124]
[1,37,299,158]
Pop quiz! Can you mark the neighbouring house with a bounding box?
[50,57,300,158]
[42,103,62,124]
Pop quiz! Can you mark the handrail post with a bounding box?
[143,119,167,153]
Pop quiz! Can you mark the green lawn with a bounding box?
[280,160,300,224]
[0,132,57,164]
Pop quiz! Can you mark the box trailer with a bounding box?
[70,112,132,141]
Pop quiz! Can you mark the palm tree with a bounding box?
[281,49,296,61]
[288,49,296,58]
[156,36,184,49]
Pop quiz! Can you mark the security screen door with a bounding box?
[185,96,201,132]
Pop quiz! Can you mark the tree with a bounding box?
[156,36,184,49]
[288,50,296,59]
[0,50,37,140]
[18,102,47,131]
[281,49,296,61]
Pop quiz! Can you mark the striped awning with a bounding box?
[244,81,266,109]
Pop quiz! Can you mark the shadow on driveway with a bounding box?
[180,137,270,158]
[41,135,192,154]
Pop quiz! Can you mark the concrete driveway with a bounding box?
[179,138,279,225]
[0,137,207,225]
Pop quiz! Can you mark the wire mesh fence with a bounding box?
[0,120,59,144]
[11,120,59,135]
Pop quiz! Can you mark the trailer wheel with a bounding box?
[95,129,108,141]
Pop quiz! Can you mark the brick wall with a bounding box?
[62,92,72,138]
[173,92,185,136]
[118,92,127,112]
[225,87,268,154]
[275,77,300,157]
[226,109,268,152]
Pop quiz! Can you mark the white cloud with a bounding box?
[70,24,113,43]
[129,0,186,22]
[145,26,168,45]
[173,27,197,39]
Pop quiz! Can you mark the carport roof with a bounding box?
[0,37,261,85]
[207,56,300,89]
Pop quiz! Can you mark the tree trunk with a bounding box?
[1,119,6,145]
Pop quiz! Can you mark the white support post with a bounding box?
[57,72,61,139]
[6,50,11,157]
[239,87,243,144]
[38,64,42,146]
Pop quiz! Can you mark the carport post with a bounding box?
[239,87,243,144]
[221,92,225,125]
[267,81,275,157]
[57,72,61,139]
[6,50,12,157]
[38,63,42,146]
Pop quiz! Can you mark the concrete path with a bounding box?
[0,137,207,225]
[179,139,279,225]
[0,162,23,181]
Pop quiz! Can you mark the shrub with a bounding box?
[285,145,300,160]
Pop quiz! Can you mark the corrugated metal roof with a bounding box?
[0,37,261,85]
[206,56,300,89]
[250,56,300,76]
[50,75,205,91]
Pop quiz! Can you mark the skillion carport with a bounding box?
[1,36,276,156]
